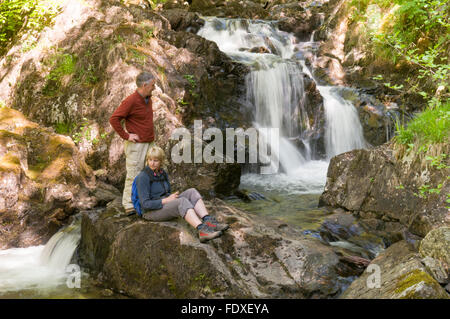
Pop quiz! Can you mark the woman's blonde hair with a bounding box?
[146,145,166,167]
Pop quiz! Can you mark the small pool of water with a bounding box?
[226,189,331,236]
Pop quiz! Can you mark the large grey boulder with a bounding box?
[78,197,359,298]
[319,143,450,238]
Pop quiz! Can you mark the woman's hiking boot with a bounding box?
[202,215,229,232]
[197,223,222,243]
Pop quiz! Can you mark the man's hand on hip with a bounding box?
[128,133,140,142]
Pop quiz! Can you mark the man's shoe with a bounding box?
[198,223,222,243]
[203,215,229,232]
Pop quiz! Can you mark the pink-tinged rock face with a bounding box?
[0,107,97,249]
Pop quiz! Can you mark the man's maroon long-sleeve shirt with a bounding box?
[109,91,155,143]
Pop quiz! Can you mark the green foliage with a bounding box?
[147,0,168,10]
[416,183,443,198]
[74,49,99,85]
[425,154,449,169]
[127,48,147,65]
[446,193,450,209]
[0,0,63,55]
[72,117,90,144]
[71,118,107,145]
[183,74,199,98]
[54,121,75,135]
[394,101,449,146]
[77,63,98,85]
[351,0,449,111]
[183,74,196,88]
[46,53,76,81]
[42,51,76,96]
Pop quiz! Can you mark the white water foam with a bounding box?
[0,219,81,294]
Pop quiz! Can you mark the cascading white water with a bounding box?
[320,86,367,158]
[197,17,367,194]
[198,17,329,193]
[0,218,81,295]
[297,60,368,159]
[198,17,366,193]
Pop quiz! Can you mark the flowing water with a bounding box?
[0,215,122,298]
[198,17,368,228]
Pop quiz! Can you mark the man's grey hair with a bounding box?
[136,72,154,88]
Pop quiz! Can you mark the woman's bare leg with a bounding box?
[184,208,202,228]
[193,199,209,219]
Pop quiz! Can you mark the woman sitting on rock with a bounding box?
[134,145,229,243]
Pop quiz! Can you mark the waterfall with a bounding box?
[197,17,367,193]
[320,86,367,158]
[0,217,81,294]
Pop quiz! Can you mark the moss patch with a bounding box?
[394,269,445,299]
[0,152,21,173]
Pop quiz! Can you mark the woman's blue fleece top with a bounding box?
[135,166,171,211]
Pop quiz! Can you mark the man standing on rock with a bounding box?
[109,72,156,214]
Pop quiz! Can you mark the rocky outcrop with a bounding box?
[319,143,450,238]
[419,227,450,285]
[78,197,365,298]
[0,107,97,249]
[272,2,323,42]
[340,240,449,298]
[189,0,269,19]
[0,0,249,196]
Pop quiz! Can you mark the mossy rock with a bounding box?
[393,269,449,299]
[340,241,449,299]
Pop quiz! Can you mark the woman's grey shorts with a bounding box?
[142,188,202,222]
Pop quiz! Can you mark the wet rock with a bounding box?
[159,9,205,33]
[79,198,356,298]
[189,0,269,19]
[234,189,267,202]
[340,241,449,299]
[246,46,271,54]
[335,255,370,277]
[276,13,322,42]
[93,181,122,206]
[319,211,385,259]
[319,144,450,238]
